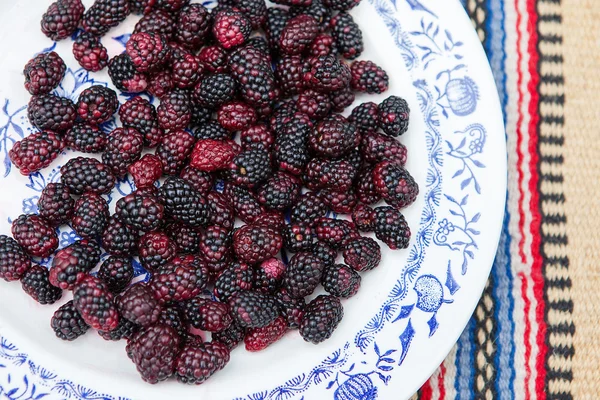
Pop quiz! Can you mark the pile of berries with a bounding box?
[0,0,417,386]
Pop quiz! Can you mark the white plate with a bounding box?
[0,0,505,399]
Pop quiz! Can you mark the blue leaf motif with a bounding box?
[427,314,439,336]
[398,320,415,366]
[472,159,486,168]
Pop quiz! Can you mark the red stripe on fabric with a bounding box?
[438,363,446,399]
[519,272,532,400]
[420,380,433,400]
[524,0,547,397]
[514,0,527,264]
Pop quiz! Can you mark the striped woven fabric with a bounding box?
[411,0,593,398]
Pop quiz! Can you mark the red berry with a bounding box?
[9,131,64,175]
[218,102,257,132]
[244,316,287,351]
[233,224,283,264]
[128,154,164,188]
[189,139,238,172]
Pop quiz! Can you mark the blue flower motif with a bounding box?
[469,137,483,154]
[437,218,455,235]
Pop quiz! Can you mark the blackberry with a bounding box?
[28,94,76,133]
[190,139,239,172]
[283,223,314,252]
[374,206,411,249]
[128,154,163,189]
[233,224,283,264]
[98,256,133,293]
[147,71,175,99]
[155,130,195,175]
[289,0,331,29]
[280,15,319,56]
[228,290,279,328]
[41,0,85,41]
[342,236,381,272]
[314,217,359,249]
[329,85,355,113]
[372,161,419,208]
[290,192,329,225]
[138,231,177,272]
[308,33,337,57]
[269,99,297,133]
[149,261,206,304]
[179,167,213,196]
[245,36,271,56]
[0,235,29,273]
[271,0,310,5]
[115,193,164,233]
[263,7,289,54]
[118,284,162,327]
[129,0,154,14]
[303,157,357,192]
[76,85,118,125]
[322,263,361,298]
[127,324,181,384]
[273,115,312,175]
[11,214,58,258]
[296,89,331,120]
[240,124,274,151]
[227,46,278,108]
[103,127,144,177]
[119,97,164,147]
[299,295,343,343]
[275,288,305,328]
[165,223,201,254]
[218,102,257,132]
[212,322,246,349]
[275,56,305,97]
[157,89,192,131]
[175,341,230,384]
[171,53,203,89]
[282,251,324,298]
[198,46,229,74]
[21,265,63,304]
[98,317,139,341]
[320,188,357,214]
[157,306,187,338]
[158,177,210,227]
[23,52,66,95]
[194,121,230,141]
[189,103,212,128]
[194,74,237,109]
[175,4,212,50]
[361,131,407,165]
[355,169,381,205]
[102,216,138,256]
[352,203,376,232]
[224,183,264,224]
[252,211,286,231]
[378,95,410,137]
[253,257,286,294]
[60,157,115,195]
[30,182,71,224]
[312,241,337,266]
[199,225,231,263]
[351,60,389,94]
[82,0,130,37]
[228,148,272,188]
[309,114,359,158]
[257,171,301,211]
[214,261,254,301]
[71,192,109,238]
[232,0,267,28]
[330,12,363,60]
[349,102,379,133]
[72,31,109,72]
[9,130,64,175]
[65,123,106,154]
[323,0,360,10]
[49,240,101,290]
[73,275,119,331]
[156,0,190,13]
[207,191,235,231]
[51,300,89,341]
[304,54,351,92]
[134,10,175,38]
[245,316,287,351]
[126,32,170,73]
[108,54,149,93]
[183,297,232,332]
[212,8,252,49]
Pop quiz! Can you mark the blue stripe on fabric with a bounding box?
[455,318,476,398]
[484,0,516,398]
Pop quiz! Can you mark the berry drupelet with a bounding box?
[51,300,89,341]
[9,130,64,176]
[0,235,30,282]
[60,157,116,195]
[21,264,63,304]
[299,295,343,344]
[11,214,58,258]
[23,51,66,95]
